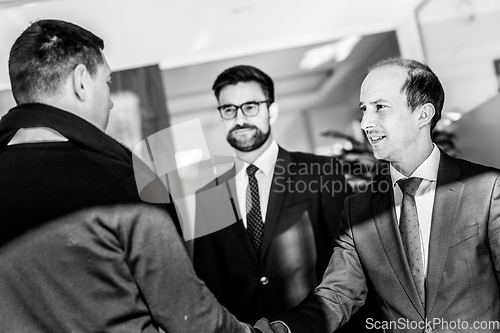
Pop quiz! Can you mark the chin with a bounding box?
[232,141,261,152]
[371,149,382,159]
[228,131,270,153]
[373,152,391,162]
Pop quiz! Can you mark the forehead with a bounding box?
[360,65,407,100]
[218,81,265,103]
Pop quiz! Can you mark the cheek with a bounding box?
[101,86,112,108]
[260,122,270,133]
[222,121,234,135]
[254,114,270,131]
[107,91,113,106]
[105,85,111,100]
[394,121,417,143]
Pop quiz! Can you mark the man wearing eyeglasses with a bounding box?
[191,65,373,331]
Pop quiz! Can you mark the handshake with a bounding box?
[249,318,288,333]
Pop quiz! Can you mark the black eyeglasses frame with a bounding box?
[217,100,270,120]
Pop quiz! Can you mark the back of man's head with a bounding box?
[9,19,104,105]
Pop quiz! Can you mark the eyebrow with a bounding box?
[359,99,389,107]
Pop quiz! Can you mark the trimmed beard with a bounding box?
[227,124,270,152]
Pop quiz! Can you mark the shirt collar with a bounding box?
[8,127,68,145]
[236,140,279,178]
[390,144,441,188]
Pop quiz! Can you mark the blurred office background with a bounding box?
[1,0,499,188]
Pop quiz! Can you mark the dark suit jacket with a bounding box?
[278,151,500,332]
[191,147,381,328]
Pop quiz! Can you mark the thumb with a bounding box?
[254,318,274,333]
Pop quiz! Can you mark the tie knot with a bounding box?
[397,177,423,196]
[247,164,259,177]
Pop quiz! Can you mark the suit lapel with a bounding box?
[216,162,260,265]
[232,214,260,265]
[425,152,463,317]
[260,147,291,260]
[372,174,426,318]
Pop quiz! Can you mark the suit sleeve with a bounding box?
[117,204,247,333]
[276,197,367,333]
[488,173,500,285]
[190,188,232,306]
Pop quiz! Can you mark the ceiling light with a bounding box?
[300,35,361,70]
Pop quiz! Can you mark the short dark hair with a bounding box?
[212,65,275,104]
[9,19,105,104]
[369,57,445,131]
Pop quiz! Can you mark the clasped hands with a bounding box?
[253,318,288,333]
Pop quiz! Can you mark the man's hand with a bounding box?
[254,318,288,333]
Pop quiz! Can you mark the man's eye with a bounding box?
[360,106,366,113]
[376,104,387,111]
[222,106,236,113]
[244,104,258,111]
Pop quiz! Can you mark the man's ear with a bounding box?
[268,102,279,126]
[418,103,435,128]
[72,64,89,101]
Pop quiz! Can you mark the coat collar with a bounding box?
[425,151,463,317]
[0,103,132,165]
[372,173,426,318]
[217,164,261,265]
[260,147,291,260]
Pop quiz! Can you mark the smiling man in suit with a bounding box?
[255,58,500,333]
[191,65,369,328]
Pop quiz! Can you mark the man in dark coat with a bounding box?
[0,19,255,333]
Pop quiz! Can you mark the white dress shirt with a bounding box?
[235,140,279,228]
[390,144,440,276]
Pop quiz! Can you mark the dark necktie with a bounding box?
[246,164,264,257]
[398,177,425,306]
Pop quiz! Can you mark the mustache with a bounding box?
[229,124,258,134]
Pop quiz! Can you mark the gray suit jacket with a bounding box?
[278,151,500,332]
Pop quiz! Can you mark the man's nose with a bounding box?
[234,107,247,125]
[360,110,374,131]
